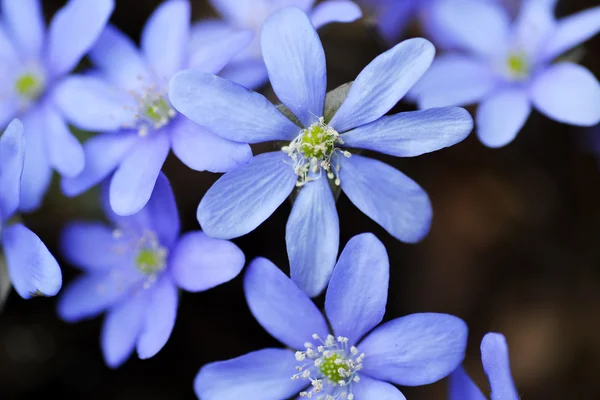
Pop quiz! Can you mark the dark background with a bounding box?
[1,0,600,399]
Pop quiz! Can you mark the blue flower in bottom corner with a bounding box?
[449,333,519,400]
[195,233,468,400]
[0,119,61,299]
[57,174,245,368]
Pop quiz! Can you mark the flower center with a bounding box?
[132,231,167,276]
[130,87,176,136]
[282,118,350,187]
[505,52,529,80]
[292,334,364,400]
[15,72,44,101]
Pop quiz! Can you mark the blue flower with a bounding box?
[410,0,600,148]
[0,119,61,299]
[449,333,519,400]
[169,7,473,296]
[205,0,362,89]
[194,233,468,400]
[55,0,254,217]
[57,173,245,368]
[0,0,114,212]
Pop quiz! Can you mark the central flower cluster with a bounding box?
[292,334,365,400]
[134,231,167,278]
[505,52,530,80]
[15,71,45,102]
[126,84,176,136]
[282,118,350,187]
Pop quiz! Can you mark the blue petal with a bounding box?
[194,348,307,400]
[366,0,419,44]
[109,131,170,216]
[329,38,435,133]
[286,177,339,298]
[169,70,299,143]
[197,151,297,239]
[209,0,261,27]
[477,87,531,148]
[169,231,245,292]
[141,0,190,80]
[0,119,25,221]
[0,24,19,64]
[481,333,520,400]
[512,0,556,59]
[310,0,362,29]
[339,155,432,243]
[342,107,472,157]
[261,7,326,127]
[61,131,139,197]
[1,0,45,59]
[325,233,388,345]
[3,224,61,299]
[41,102,84,178]
[449,366,486,400]
[542,6,600,62]
[359,313,468,386]
[188,20,253,74]
[53,75,137,132]
[531,62,600,127]
[219,59,270,89]
[45,0,114,77]
[101,290,149,368]
[244,257,329,350]
[170,116,252,173]
[351,376,407,400]
[136,275,179,359]
[0,96,19,130]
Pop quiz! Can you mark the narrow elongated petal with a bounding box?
[342,107,472,157]
[1,0,44,59]
[136,276,179,359]
[360,313,468,386]
[531,63,600,126]
[329,38,435,132]
[170,117,252,173]
[512,0,556,58]
[0,97,19,130]
[62,131,139,197]
[101,291,149,368]
[286,177,339,298]
[477,88,531,148]
[42,103,84,178]
[142,0,190,80]
[209,0,260,27]
[244,258,329,350]
[261,7,326,127]
[169,70,299,143]
[45,0,114,77]
[0,25,19,65]
[3,224,61,299]
[53,76,137,132]
[0,119,25,221]
[197,151,297,239]
[169,231,245,292]
[109,131,170,216]
[542,6,600,62]
[194,348,307,400]
[310,0,362,29]
[481,333,520,400]
[352,376,407,400]
[339,155,432,243]
[219,59,270,90]
[325,233,388,345]
[410,54,499,108]
[449,366,486,400]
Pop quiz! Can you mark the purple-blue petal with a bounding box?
[449,366,487,400]
[1,0,45,59]
[310,0,362,29]
[481,333,520,400]
[352,376,407,400]
[0,119,25,221]
[42,102,84,178]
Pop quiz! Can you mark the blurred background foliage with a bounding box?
[1,0,600,399]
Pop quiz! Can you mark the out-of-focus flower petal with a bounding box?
[219,59,269,89]
[481,333,520,400]
[1,0,45,59]
[310,0,362,29]
[512,0,556,58]
[449,366,487,400]
[0,119,25,221]
[41,102,84,178]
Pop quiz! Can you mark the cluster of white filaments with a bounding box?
[292,334,365,400]
[282,117,351,187]
[112,229,168,288]
[123,80,176,137]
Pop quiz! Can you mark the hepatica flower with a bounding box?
[449,333,519,400]
[0,0,113,211]
[57,174,245,367]
[0,119,61,299]
[195,233,468,400]
[169,7,473,296]
[410,0,600,148]
[205,0,362,88]
[55,0,253,216]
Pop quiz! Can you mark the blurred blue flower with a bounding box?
[449,333,519,400]
[0,0,114,211]
[0,119,61,299]
[57,173,245,368]
[195,233,468,400]
[410,0,600,148]
[205,0,362,88]
[169,7,473,296]
[55,0,253,217]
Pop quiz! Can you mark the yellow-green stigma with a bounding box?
[15,73,43,100]
[300,123,337,159]
[506,53,529,80]
[319,353,348,384]
[136,248,166,275]
[136,95,176,136]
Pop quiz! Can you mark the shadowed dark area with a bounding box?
[1,0,599,399]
